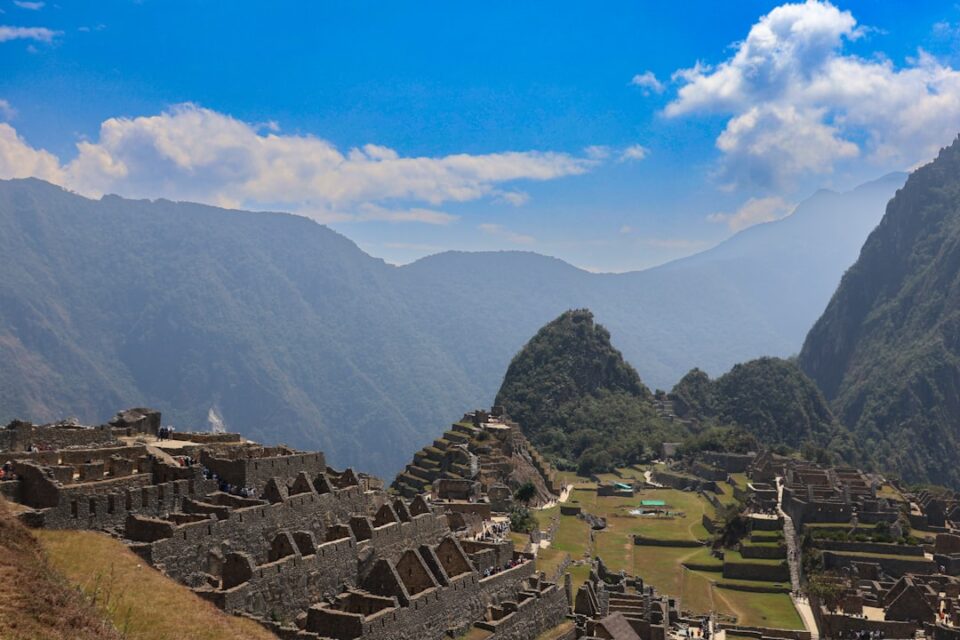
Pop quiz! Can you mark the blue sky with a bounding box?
[3,1,960,271]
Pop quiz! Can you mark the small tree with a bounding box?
[807,572,844,612]
[715,503,749,547]
[508,505,537,534]
[514,481,536,505]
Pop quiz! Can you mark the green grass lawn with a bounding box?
[541,481,801,626]
[509,531,529,552]
[712,589,804,629]
[633,546,719,614]
[712,487,740,506]
[536,546,568,580]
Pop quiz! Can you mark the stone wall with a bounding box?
[136,484,372,580]
[722,559,790,582]
[821,551,936,578]
[701,452,754,473]
[690,462,727,482]
[817,540,924,557]
[208,534,360,620]
[170,432,243,444]
[1,421,119,452]
[200,450,326,490]
[15,460,217,530]
[653,469,717,492]
[472,584,569,640]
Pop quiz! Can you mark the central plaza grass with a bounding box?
[539,468,804,631]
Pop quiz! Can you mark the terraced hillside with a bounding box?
[392,410,560,503]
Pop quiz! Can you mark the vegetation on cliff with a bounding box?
[799,135,960,486]
[672,358,854,462]
[495,309,684,473]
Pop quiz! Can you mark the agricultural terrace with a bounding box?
[538,468,803,630]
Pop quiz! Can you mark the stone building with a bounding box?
[1,407,573,640]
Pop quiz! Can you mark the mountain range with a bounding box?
[0,173,903,477]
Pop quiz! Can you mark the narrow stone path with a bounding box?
[776,477,819,640]
[775,477,801,593]
[644,470,663,488]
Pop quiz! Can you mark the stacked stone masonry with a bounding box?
[1,407,573,640]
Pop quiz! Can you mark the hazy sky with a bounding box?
[3,0,960,271]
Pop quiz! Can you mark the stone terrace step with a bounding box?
[445,430,471,445]
[451,422,480,436]
[407,465,436,482]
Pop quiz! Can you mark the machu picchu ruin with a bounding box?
[0,408,569,640]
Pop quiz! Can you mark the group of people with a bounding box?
[220,482,256,498]
[837,630,884,640]
[0,461,16,481]
[156,426,177,441]
[480,556,527,578]
[477,520,510,542]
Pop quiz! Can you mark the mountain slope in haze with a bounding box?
[0,173,900,477]
[401,173,905,395]
[800,137,960,487]
[671,358,854,462]
[494,309,681,473]
[0,178,483,476]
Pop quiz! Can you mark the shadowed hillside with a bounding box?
[800,137,960,486]
[671,358,854,462]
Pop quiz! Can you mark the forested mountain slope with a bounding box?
[495,309,680,473]
[800,137,960,486]
[672,358,854,462]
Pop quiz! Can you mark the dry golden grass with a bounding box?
[0,497,121,640]
[37,529,277,640]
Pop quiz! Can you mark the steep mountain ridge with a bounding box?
[494,309,677,473]
[800,137,960,486]
[0,174,901,476]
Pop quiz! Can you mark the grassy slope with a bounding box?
[37,529,276,640]
[0,498,121,640]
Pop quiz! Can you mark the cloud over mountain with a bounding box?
[665,0,960,190]
[0,104,600,224]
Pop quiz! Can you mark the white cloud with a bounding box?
[631,71,665,95]
[0,123,63,181]
[478,223,536,245]
[0,25,59,42]
[584,145,612,160]
[619,225,633,234]
[619,144,649,162]
[665,0,960,190]
[0,99,15,121]
[0,104,599,224]
[13,1,45,9]
[493,190,530,206]
[707,196,794,231]
[352,204,457,225]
